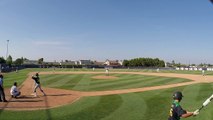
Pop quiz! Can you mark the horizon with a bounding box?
[1,0,213,64]
[3,55,212,66]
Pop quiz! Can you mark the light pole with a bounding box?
[6,40,9,59]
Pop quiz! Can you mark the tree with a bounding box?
[0,57,6,64]
[123,60,129,67]
[191,64,196,66]
[172,60,175,66]
[123,58,165,67]
[6,55,12,66]
[23,57,28,61]
[14,58,23,65]
[199,63,204,67]
[38,58,44,64]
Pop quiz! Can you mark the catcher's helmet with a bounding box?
[0,74,3,78]
[14,82,17,86]
[173,91,183,101]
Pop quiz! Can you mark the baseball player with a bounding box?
[105,68,109,76]
[0,74,7,102]
[32,73,46,97]
[168,91,199,120]
[10,82,21,98]
[202,70,205,76]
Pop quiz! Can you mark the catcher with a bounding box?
[10,82,21,98]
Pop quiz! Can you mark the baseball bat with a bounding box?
[198,94,213,111]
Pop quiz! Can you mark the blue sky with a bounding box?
[0,0,213,64]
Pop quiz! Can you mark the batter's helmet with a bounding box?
[173,91,183,101]
[35,73,39,76]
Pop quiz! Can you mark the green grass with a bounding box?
[3,69,30,88]
[2,68,199,89]
[40,73,191,91]
[0,83,213,120]
[1,68,213,120]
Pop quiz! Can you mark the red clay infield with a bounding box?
[0,72,212,110]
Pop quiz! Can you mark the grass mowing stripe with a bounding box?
[89,76,159,91]
[196,83,213,102]
[0,96,101,120]
[50,96,102,120]
[47,77,73,88]
[44,74,85,89]
[62,74,86,89]
[42,75,68,86]
[61,95,122,120]
[90,75,150,87]
[48,75,83,87]
[59,74,148,90]
[111,73,142,78]
[40,75,60,81]
[118,77,191,90]
[41,73,191,91]
[72,74,92,91]
[91,74,142,85]
[1,83,213,120]
[64,75,84,84]
[163,78,191,84]
[141,86,185,120]
[102,93,147,120]
[116,77,178,90]
[89,76,180,91]
[181,83,213,120]
[180,83,201,111]
[4,72,28,88]
[91,75,158,88]
[141,77,191,87]
[91,75,189,91]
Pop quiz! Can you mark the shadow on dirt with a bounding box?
[46,93,72,97]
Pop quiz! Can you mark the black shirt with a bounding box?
[32,76,40,84]
[168,101,187,120]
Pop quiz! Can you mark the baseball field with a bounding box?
[0,68,213,120]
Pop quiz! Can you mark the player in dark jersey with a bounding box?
[0,74,7,102]
[168,91,199,120]
[32,73,46,97]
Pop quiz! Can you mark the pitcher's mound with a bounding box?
[92,75,118,80]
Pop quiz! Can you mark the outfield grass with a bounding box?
[1,68,213,120]
[49,67,213,75]
[3,68,199,89]
[0,83,213,120]
[40,73,191,91]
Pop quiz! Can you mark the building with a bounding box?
[93,61,105,66]
[23,60,38,65]
[104,59,122,66]
[77,60,92,65]
[60,61,75,65]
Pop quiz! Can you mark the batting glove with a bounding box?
[193,109,199,116]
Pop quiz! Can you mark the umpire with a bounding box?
[168,91,199,120]
[0,74,7,102]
